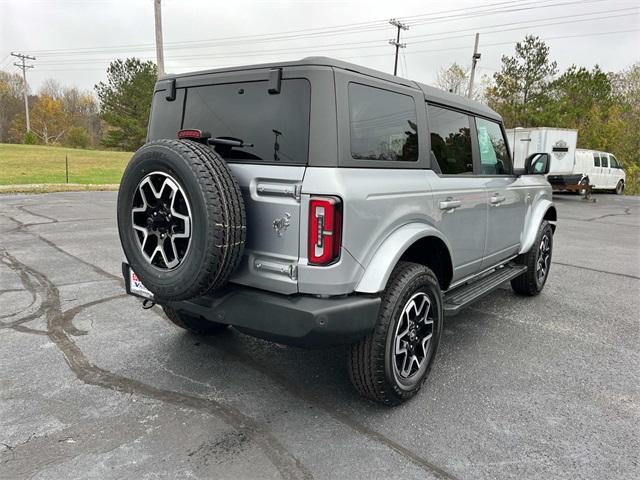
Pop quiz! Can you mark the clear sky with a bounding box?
[1,0,638,94]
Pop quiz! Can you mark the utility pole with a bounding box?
[154,0,165,76]
[467,33,481,99]
[388,19,408,76]
[11,52,35,133]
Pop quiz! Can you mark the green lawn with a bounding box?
[0,144,132,185]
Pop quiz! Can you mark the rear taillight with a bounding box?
[308,196,342,266]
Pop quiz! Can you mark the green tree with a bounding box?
[540,65,613,130]
[65,126,91,148]
[95,58,157,150]
[485,35,557,127]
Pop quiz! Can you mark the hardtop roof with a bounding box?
[165,56,501,121]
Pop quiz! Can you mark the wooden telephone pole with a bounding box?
[11,52,35,132]
[389,19,409,76]
[154,0,165,76]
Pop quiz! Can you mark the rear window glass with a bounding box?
[348,83,418,162]
[182,79,310,164]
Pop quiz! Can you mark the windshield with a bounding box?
[182,79,310,165]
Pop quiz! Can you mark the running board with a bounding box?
[443,264,527,315]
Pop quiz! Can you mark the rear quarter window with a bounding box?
[348,83,418,162]
[182,79,311,165]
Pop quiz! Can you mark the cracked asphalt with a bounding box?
[0,191,638,480]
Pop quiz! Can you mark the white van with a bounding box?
[506,127,626,194]
[570,149,626,194]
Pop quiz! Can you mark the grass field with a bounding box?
[0,144,132,185]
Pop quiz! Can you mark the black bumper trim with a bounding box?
[171,287,380,347]
[122,260,381,348]
[172,285,380,346]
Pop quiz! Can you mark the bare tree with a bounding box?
[435,63,485,101]
[436,63,470,96]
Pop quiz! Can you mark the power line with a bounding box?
[35,27,634,73]
[24,0,608,58]
[345,27,640,60]
[32,8,639,66]
[11,52,35,133]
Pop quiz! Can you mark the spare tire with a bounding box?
[117,139,245,301]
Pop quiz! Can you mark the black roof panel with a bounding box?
[166,56,501,121]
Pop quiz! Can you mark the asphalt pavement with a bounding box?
[1,191,638,480]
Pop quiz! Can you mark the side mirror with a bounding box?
[518,152,550,175]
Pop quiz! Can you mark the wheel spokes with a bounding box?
[393,292,435,380]
[131,172,192,271]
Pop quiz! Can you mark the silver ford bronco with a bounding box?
[118,57,556,405]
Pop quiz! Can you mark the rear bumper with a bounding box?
[123,260,381,347]
[171,288,379,347]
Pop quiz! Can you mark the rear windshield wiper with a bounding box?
[208,136,254,148]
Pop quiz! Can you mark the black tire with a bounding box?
[511,220,553,296]
[615,180,624,195]
[117,139,246,301]
[348,262,443,406]
[163,305,228,335]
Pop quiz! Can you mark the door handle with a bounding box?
[489,194,506,206]
[439,199,462,211]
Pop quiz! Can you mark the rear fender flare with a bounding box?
[355,223,452,294]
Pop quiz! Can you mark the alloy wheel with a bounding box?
[131,171,192,270]
[392,292,434,381]
[536,233,551,284]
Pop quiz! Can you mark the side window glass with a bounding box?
[475,117,512,174]
[609,155,618,168]
[427,104,473,174]
[348,83,418,162]
[601,155,608,168]
[593,153,600,167]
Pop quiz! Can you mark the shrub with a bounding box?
[65,126,90,149]
[23,131,38,144]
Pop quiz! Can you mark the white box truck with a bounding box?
[506,127,578,174]
[505,127,626,194]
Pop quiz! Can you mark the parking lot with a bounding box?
[1,191,638,480]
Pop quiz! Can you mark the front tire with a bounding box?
[511,221,554,296]
[163,305,229,335]
[615,180,624,195]
[348,262,442,406]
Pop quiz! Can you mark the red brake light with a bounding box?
[178,129,207,140]
[308,196,342,266]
